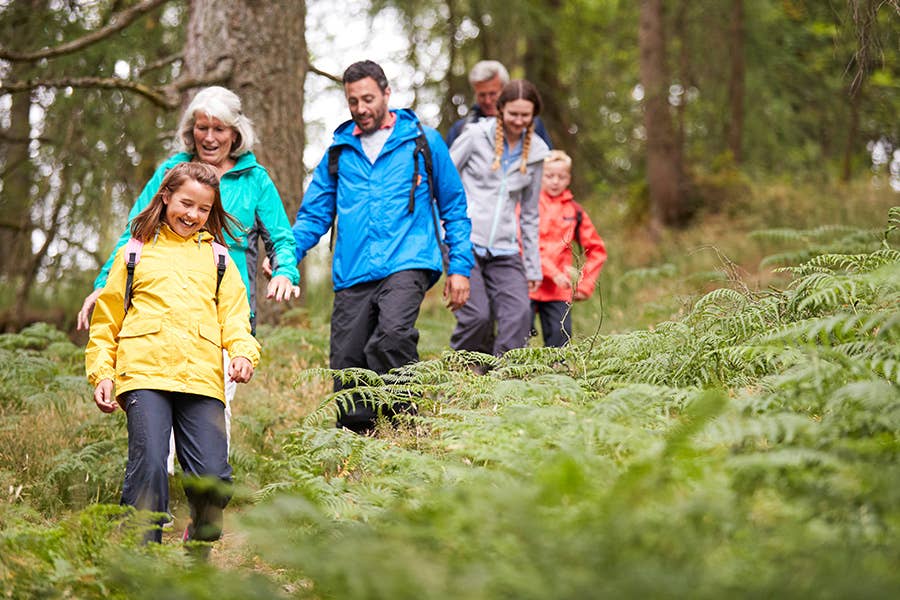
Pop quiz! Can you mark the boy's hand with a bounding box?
[229,356,254,383]
[94,379,118,413]
[552,273,571,288]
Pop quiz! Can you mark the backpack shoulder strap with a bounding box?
[574,207,584,249]
[412,124,446,272]
[326,144,344,250]
[327,144,342,178]
[210,240,229,303]
[123,238,144,314]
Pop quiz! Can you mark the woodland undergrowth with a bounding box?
[1,207,898,598]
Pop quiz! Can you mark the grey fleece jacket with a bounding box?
[449,118,550,281]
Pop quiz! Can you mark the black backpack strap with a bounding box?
[215,254,226,304]
[327,144,343,251]
[327,144,341,178]
[574,208,583,249]
[124,251,137,314]
[412,125,443,259]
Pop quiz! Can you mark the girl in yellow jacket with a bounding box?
[85,162,260,550]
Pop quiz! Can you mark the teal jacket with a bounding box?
[93,152,299,316]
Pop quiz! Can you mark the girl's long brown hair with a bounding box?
[129,162,241,245]
[491,79,543,174]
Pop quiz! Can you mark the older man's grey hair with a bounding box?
[178,86,258,157]
[468,60,510,86]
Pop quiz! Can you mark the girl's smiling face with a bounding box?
[501,99,535,141]
[163,179,215,238]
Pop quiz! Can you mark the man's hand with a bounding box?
[94,379,118,413]
[266,275,301,302]
[77,289,103,331]
[443,274,470,311]
[228,356,254,383]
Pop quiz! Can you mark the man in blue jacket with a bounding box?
[294,60,474,433]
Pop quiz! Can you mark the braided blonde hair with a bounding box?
[490,79,543,174]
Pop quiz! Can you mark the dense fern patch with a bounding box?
[1,209,898,597]
[239,208,900,598]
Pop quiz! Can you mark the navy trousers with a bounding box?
[120,389,232,543]
[330,269,430,432]
[532,300,573,347]
[451,253,532,355]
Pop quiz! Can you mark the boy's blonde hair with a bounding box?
[544,149,573,170]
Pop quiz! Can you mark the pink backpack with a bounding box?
[123,237,230,313]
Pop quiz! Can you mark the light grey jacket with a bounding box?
[450,118,550,281]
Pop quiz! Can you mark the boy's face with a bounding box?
[542,161,571,197]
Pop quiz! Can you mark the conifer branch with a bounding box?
[0,0,171,62]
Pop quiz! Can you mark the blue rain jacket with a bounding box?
[294,109,473,291]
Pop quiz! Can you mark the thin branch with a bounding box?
[135,51,183,77]
[167,57,234,94]
[0,76,177,108]
[0,0,171,62]
[0,58,234,110]
[309,64,342,85]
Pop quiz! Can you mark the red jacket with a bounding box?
[530,189,607,302]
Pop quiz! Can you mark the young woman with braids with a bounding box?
[448,79,551,357]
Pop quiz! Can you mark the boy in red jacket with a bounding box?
[530,150,607,346]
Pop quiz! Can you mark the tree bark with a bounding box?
[0,0,42,283]
[183,1,307,322]
[638,0,686,229]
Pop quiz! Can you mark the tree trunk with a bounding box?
[638,0,686,229]
[0,0,42,283]
[726,0,745,164]
[524,0,575,153]
[183,0,307,323]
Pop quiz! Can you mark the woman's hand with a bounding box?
[94,379,118,413]
[228,356,254,383]
[528,280,541,294]
[266,275,301,302]
[77,289,103,331]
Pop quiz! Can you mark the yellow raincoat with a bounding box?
[86,224,260,402]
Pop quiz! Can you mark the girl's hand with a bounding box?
[94,379,118,413]
[573,290,590,301]
[229,356,254,383]
[266,275,301,302]
[77,288,103,331]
